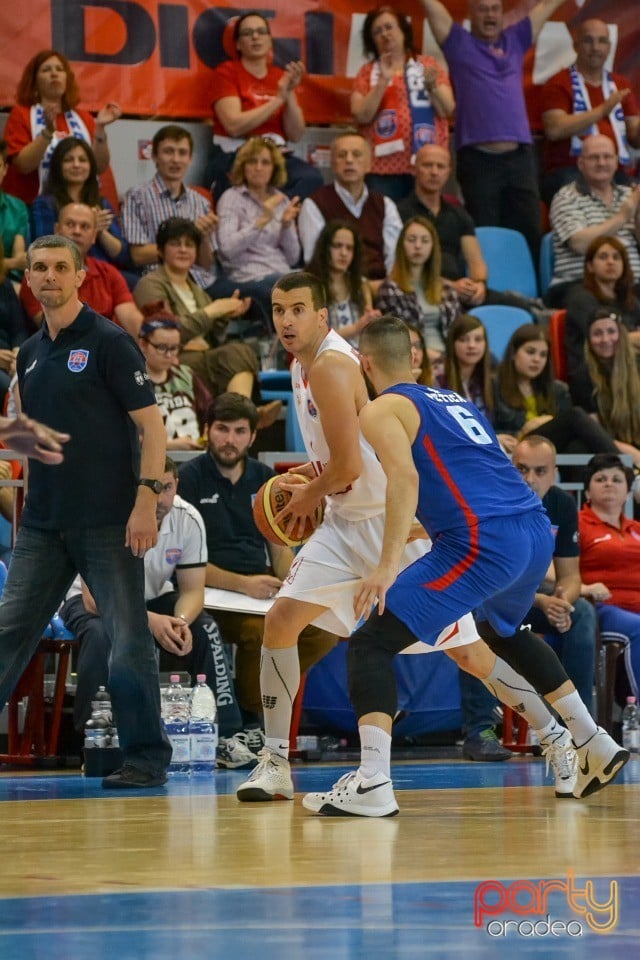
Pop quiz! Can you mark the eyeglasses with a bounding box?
[147,342,180,355]
[238,26,270,37]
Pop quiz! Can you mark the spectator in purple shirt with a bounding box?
[420,0,569,262]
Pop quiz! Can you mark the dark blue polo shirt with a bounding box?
[17,304,156,529]
[178,452,274,575]
[542,485,579,558]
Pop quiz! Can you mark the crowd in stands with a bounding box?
[1,1,639,759]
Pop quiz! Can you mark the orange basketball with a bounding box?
[253,474,324,548]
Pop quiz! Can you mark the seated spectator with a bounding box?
[0,240,28,403]
[406,323,432,385]
[568,308,640,471]
[0,140,29,285]
[298,130,402,280]
[138,313,211,451]
[541,18,640,204]
[547,134,640,308]
[133,219,279,429]
[215,138,301,331]
[492,322,619,461]
[565,235,640,377]
[579,453,640,702]
[206,12,322,203]
[31,138,133,280]
[440,313,518,453]
[459,434,597,760]
[2,49,121,207]
[350,6,453,202]
[20,203,142,337]
[177,392,337,722]
[122,125,222,293]
[398,144,536,311]
[307,221,377,347]
[374,215,459,364]
[60,458,257,769]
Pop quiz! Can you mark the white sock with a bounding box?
[551,692,598,748]
[359,724,392,779]
[484,657,554,730]
[536,717,569,745]
[260,645,300,760]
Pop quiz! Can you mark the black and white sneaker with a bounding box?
[302,770,399,817]
[217,733,259,770]
[573,727,629,798]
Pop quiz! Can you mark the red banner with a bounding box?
[0,1,637,127]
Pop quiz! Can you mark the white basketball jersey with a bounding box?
[291,330,386,520]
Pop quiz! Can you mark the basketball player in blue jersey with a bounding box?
[303,316,628,817]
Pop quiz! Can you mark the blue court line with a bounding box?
[0,877,637,960]
[1,758,639,802]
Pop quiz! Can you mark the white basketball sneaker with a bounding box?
[540,728,578,798]
[302,770,399,817]
[236,749,294,802]
[573,727,629,799]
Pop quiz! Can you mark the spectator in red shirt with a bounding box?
[20,203,142,337]
[580,453,640,701]
[2,49,121,207]
[541,19,640,203]
[206,12,322,203]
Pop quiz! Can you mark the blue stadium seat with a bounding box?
[539,231,555,296]
[469,305,533,361]
[475,226,539,299]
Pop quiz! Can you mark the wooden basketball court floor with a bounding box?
[0,756,639,960]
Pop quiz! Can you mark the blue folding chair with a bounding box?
[469,305,533,362]
[475,226,539,299]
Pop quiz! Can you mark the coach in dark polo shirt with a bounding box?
[5,234,171,789]
[178,392,336,716]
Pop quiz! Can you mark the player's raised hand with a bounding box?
[353,565,397,620]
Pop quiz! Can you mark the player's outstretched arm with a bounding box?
[354,397,419,619]
[0,414,69,464]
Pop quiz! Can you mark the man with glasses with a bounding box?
[20,202,143,336]
[547,133,640,307]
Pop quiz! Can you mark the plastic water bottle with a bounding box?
[621,696,640,753]
[162,675,191,775]
[189,675,218,775]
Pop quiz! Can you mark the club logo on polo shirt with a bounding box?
[67,349,89,373]
[165,547,183,565]
[134,370,149,386]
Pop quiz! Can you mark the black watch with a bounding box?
[138,478,163,495]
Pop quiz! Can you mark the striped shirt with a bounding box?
[122,173,217,288]
[549,180,640,286]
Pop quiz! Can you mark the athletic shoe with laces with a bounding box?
[236,748,293,801]
[540,729,578,798]
[573,726,629,799]
[302,769,399,818]
[217,733,259,770]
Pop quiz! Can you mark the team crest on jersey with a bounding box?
[67,349,89,372]
[165,548,182,565]
[134,370,147,386]
[307,398,318,419]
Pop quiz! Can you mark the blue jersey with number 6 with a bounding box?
[383,382,541,538]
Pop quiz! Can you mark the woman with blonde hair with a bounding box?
[569,308,640,469]
[374,215,459,364]
[215,136,301,331]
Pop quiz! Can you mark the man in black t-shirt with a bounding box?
[460,435,597,760]
[4,234,171,788]
[178,392,336,718]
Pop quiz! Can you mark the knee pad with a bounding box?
[347,609,416,719]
